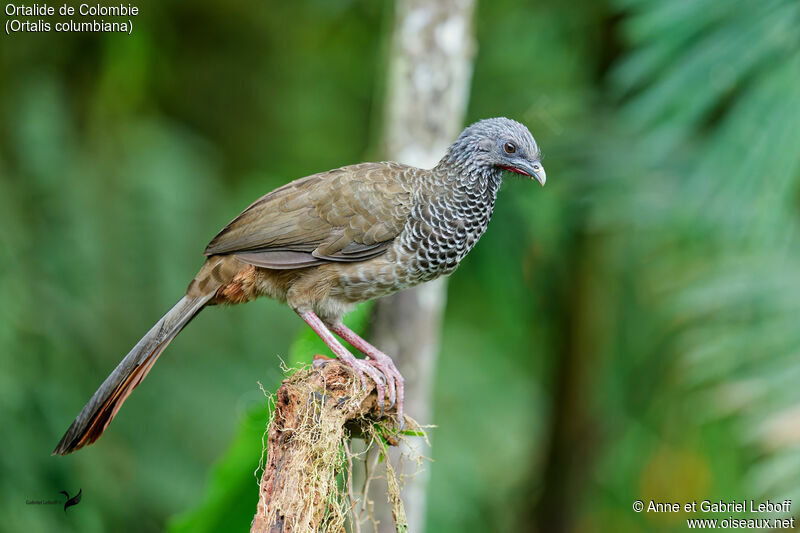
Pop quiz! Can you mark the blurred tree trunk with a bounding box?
[528,228,603,533]
[365,0,476,531]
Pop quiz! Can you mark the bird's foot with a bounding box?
[364,351,405,431]
[296,310,401,427]
[330,323,405,430]
[336,351,387,414]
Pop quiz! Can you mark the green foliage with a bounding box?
[587,0,800,528]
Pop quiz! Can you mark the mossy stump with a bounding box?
[251,359,408,533]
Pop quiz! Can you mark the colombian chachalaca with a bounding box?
[53,117,545,455]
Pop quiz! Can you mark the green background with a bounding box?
[2,0,799,531]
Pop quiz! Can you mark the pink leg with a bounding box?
[297,311,386,409]
[331,322,405,427]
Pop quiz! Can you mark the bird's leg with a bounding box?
[297,310,387,414]
[330,323,405,427]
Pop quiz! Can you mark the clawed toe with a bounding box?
[321,320,405,427]
[348,359,386,415]
[337,357,404,426]
[364,357,404,427]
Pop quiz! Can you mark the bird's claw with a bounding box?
[340,356,406,422]
[364,352,405,429]
[345,358,388,416]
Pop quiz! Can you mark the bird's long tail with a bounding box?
[53,294,213,455]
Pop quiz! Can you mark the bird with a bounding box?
[53,117,545,455]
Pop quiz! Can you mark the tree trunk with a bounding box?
[367,0,476,531]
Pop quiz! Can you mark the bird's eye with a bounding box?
[504,142,516,154]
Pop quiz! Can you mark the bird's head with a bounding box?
[446,117,546,186]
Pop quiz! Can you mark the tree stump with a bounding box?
[251,360,407,533]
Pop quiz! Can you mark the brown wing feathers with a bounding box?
[204,163,412,269]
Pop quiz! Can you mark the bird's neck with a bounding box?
[433,154,504,201]
[395,156,502,278]
[430,154,503,246]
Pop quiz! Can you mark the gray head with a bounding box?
[443,117,546,186]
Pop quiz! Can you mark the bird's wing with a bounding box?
[204,162,414,269]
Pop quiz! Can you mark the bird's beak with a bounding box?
[500,160,546,186]
[530,162,546,186]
